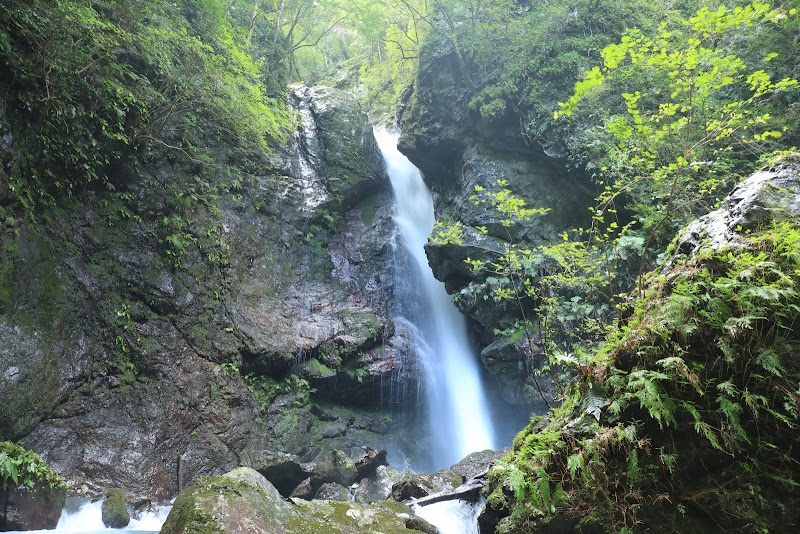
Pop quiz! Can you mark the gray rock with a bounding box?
[391,468,464,501]
[0,481,66,531]
[314,482,350,501]
[673,155,800,260]
[352,465,405,503]
[0,82,423,500]
[481,335,558,408]
[450,449,506,480]
[309,449,358,487]
[289,477,316,500]
[161,467,438,534]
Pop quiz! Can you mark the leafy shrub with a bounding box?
[0,441,66,491]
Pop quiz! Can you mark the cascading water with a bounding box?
[374,129,496,470]
[4,498,171,534]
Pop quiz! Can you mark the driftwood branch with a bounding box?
[412,468,488,507]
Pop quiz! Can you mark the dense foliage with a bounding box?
[558,2,799,274]
[482,212,800,532]
[0,0,292,218]
[418,2,800,531]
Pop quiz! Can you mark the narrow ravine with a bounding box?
[374,129,496,470]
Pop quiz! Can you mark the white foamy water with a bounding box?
[6,498,171,534]
[413,499,483,534]
[375,128,496,469]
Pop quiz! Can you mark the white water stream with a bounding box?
[375,128,496,469]
[5,499,170,534]
[414,498,483,534]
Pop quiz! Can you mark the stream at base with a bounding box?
[413,499,484,534]
[5,498,170,534]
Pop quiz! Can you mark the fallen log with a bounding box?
[411,469,488,507]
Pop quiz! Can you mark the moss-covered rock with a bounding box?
[101,488,130,528]
[480,157,800,532]
[310,449,358,487]
[161,467,438,534]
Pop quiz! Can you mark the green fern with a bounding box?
[626,370,676,428]
[718,396,749,444]
[567,453,584,479]
[756,348,783,376]
[626,449,639,482]
[506,465,527,502]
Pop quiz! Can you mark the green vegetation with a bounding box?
[417,2,800,531]
[1,1,799,531]
[557,2,799,283]
[0,0,292,216]
[0,442,66,491]
[432,0,799,396]
[483,219,800,532]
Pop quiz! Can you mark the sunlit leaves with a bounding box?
[554,2,799,290]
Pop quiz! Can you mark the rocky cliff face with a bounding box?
[398,44,593,409]
[0,86,421,500]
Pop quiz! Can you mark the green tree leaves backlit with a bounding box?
[556,2,799,284]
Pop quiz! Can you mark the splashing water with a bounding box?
[413,499,483,534]
[5,498,171,534]
[374,128,496,470]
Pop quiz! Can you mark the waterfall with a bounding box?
[374,129,496,470]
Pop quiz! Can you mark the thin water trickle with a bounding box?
[374,128,496,470]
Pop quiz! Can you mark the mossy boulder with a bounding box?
[161,467,438,534]
[479,156,800,533]
[101,488,130,528]
[310,449,358,487]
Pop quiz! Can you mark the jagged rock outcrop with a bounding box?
[673,154,800,258]
[0,85,421,500]
[160,467,439,534]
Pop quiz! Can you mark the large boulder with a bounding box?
[0,482,66,531]
[391,468,464,502]
[309,449,358,487]
[0,442,66,531]
[161,467,439,534]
